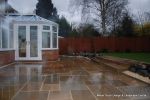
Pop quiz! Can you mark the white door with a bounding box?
[15,24,42,61]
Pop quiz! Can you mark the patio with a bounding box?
[0,57,149,100]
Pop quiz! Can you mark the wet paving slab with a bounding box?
[21,82,42,92]
[48,91,72,100]
[60,77,88,92]
[0,57,149,100]
[0,85,22,100]
[71,90,96,100]
[117,86,150,100]
[12,91,49,100]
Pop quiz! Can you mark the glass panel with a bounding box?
[0,23,1,48]
[10,30,13,48]
[42,32,50,48]
[30,26,38,57]
[52,33,57,48]
[2,28,8,48]
[52,26,57,32]
[43,26,50,30]
[9,23,14,48]
[0,32,1,48]
[18,26,26,57]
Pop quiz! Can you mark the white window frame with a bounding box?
[42,24,58,50]
[9,28,14,48]
[0,21,2,49]
[52,25,58,49]
[42,25,51,49]
[52,32,58,48]
[0,20,14,51]
[15,23,42,61]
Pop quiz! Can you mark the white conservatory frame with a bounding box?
[0,14,59,61]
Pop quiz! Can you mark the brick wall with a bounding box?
[0,50,15,67]
[42,50,59,61]
[0,50,59,66]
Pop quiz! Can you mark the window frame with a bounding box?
[0,20,14,51]
[52,32,58,48]
[42,25,51,49]
[52,25,58,49]
[0,21,2,49]
[42,31,51,49]
[2,28,9,48]
[43,25,50,30]
[42,24,58,50]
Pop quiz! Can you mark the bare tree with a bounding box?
[70,0,128,36]
[137,12,146,34]
[144,12,150,22]
[110,1,128,35]
[135,11,150,35]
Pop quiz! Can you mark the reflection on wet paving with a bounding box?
[0,57,149,100]
[22,82,42,91]
[71,90,96,100]
[13,91,48,100]
[41,74,60,91]
[60,76,88,92]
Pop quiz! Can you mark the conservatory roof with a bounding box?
[6,14,58,25]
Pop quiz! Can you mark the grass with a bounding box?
[102,53,150,63]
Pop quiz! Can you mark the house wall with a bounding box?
[0,50,15,67]
[42,50,59,61]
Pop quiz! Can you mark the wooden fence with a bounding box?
[59,37,150,55]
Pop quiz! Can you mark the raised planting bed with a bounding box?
[91,57,129,71]
[123,71,150,84]
[94,56,134,70]
[128,64,150,78]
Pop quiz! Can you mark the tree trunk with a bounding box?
[101,13,106,36]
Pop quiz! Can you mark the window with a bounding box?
[0,20,14,50]
[9,23,14,48]
[52,33,57,48]
[42,32,51,48]
[42,25,51,49]
[30,26,38,57]
[52,26,57,32]
[52,25,58,48]
[0,22,1,48]
[43,26,50,30]
[9,29,14,48]
[18,26,26,57]
[42,25,58,49]
[2,28,8,48]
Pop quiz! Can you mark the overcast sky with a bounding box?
[8,0,150,23]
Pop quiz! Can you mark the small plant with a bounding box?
[125,49,131,53]
[115,49,120,52]
[100,48,109,53]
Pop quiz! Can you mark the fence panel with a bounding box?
[59,37,150,55]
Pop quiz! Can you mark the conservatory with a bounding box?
[0,14,59,63]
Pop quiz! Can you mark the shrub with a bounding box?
[125,49,131,53]
[100,48,109,53]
